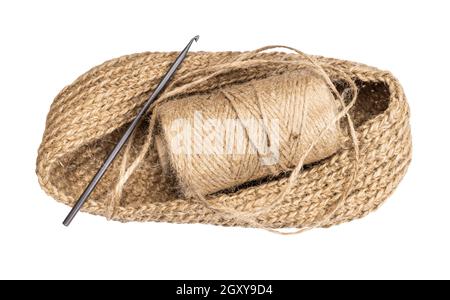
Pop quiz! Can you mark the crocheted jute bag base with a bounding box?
[36,50,412,229]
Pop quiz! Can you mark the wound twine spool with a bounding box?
[155,71,342,197]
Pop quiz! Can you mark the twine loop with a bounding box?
[106,46,360,234]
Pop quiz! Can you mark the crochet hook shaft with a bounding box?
[63,35,199,226]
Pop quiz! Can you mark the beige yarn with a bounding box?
[36,46,412,230]
[155,71,342,197]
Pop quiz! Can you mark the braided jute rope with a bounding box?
[36,45,412,232]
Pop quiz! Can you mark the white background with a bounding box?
[1,0,449,280]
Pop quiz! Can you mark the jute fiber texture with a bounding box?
[155,71,342,197]
[36,47,412,230]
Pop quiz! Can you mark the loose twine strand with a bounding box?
[105,46,360,234]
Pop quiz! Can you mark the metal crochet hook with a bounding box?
[63,35,199,226]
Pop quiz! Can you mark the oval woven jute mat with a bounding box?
[36,49,412,230]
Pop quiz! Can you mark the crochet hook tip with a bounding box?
[193,35,200,42]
